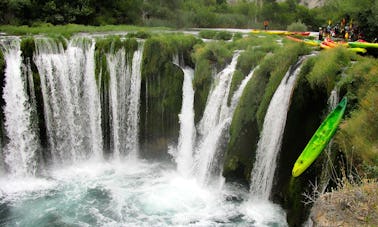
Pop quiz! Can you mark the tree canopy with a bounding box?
[0,0,376,40]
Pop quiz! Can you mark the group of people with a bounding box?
[318,18,363,41]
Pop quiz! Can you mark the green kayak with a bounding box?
[292,97,347,177]
[348,41,378,49]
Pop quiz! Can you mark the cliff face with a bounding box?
[299,0,325,8]
[310,181,378,226]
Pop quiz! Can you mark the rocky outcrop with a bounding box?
[311,181,378,226]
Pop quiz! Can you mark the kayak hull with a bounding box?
[348,42,378,49]
[292,97,347,177]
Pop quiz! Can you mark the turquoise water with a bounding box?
[0,160,287,227]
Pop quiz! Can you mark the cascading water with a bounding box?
[0,35,290,227]
[34,37,103,163]
[250,57,306,199]
[125,43,144,159]
[175,66,196,177]
[107,42,144,159]
[192,51,256,185]
[0,38,40,176]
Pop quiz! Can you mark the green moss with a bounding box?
[256,43,310,130]
[0,24,172,38]
[126,31,152,39]
[0,49,4,77]
[192,41,232,123]
[140,34,201,157]
[223,62,269,180]
[306,47,353,94]
[20,37,36,60]
[223,42,310,182]
[94,36,139,87]
[199,30,233,40]
[230,34,280,53]
[228,70,245,105]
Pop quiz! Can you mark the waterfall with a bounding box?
[125,43,144,159]
[175,66,195,177]
[193,51,245,184]
[107,42,144,159]
[34,37,103,164]
[1,38,40,176]
[250,57,305,199]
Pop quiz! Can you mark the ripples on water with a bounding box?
[0,160,287,227]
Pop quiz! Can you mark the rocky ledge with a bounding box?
[310,181,378,226]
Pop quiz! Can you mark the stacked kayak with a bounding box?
[320,39,367,53]
[348,41,378,49]
[286,35,320,46]
[251,30,310,36]
[292,97,347,177]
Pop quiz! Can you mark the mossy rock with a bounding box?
[94,36,140,154]
[223,42,310,183]
[0,48,5,145]
[140,34,201,158]
[192,41,232,123]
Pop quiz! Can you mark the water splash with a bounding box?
[250,57,305,199]
[1,38,40,176]
[34,37,103,164]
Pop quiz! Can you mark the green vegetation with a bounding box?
[306,47,354,94]
[0,24,170,38]
[94,36,139,86]
[192,41,232,123]
[256,42,310,130]
[287,21,307,32]
[199,30,233,40]
[140,34,202,156]
[1,0,376,40]
[335,56,378,178]
[223,41,310,181]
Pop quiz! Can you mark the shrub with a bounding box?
[287,21,308,32]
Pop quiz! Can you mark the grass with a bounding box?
[335,56,378,178]
[255,42,310,130]
[0,24,172,38]
[306,47,354,94]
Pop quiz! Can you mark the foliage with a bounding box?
[306,47,353,94]
[94,36,138,87]
[0,24,171,38]
[0,0,377,39]
[256,42,310,130]
[139,33,201,156]
[192,41,232,122]
[287,21,308,32]
[335,56,378,178]
[199,30,233,40]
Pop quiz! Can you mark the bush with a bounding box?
[335,57,378,178]
[306,47,353,94]
[199,30,233,40]
[287,21,308,32]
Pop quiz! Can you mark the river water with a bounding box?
[0,159,287,227]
